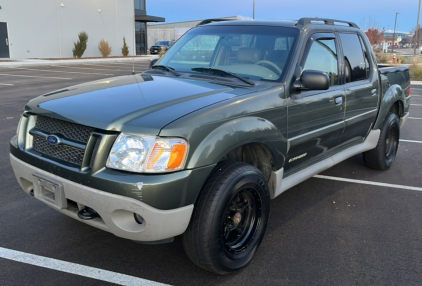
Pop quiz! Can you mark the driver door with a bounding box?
[285,33,346,174]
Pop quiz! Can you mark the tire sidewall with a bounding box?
[379,113,400,169]
[207,168,270,272]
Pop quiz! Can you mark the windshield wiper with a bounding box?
[151,65,180,76]
[191,67,255,86]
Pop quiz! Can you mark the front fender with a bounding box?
[374,84,405,129]
[186,117,286,170]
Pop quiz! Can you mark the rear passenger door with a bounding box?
[286,33,346,174]
[338,33,379,144]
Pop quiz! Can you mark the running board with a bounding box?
[270,129,380,199]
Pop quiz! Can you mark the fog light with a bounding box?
[134,213,144,224]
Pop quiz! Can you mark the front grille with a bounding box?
[33,134,85,165]
[35,116,94,144]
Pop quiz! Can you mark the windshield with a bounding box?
[157,25,299,81]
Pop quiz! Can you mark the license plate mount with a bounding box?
[33,173,67,209]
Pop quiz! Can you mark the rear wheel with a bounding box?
[363,112,400,170]
[182,161,270,275]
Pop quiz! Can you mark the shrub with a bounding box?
[98,39,112,57]
[72,32,88,58]
[121,37,129,56]
[409,63,422,81]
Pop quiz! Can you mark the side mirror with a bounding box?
[295,70,330,90]
[149,58,159,69]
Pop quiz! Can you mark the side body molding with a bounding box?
[186,117,286,170]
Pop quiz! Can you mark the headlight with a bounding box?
[106,133,188,173]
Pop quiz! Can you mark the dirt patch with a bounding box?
[0,60,18,62]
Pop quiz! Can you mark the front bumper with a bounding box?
[10,154,193,242]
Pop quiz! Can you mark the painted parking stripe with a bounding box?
[409,117,422,119]
[8,67,114,76]
[51,65,131,71]
[400,139,422,143]
[0,83,14,86]
[0,73,72,80]
[0,247,169,286]
[314,175,422,192]
[411,104,422,106]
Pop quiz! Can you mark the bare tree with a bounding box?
[412,26,422,48]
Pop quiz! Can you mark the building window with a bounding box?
[134,0,145,10]
[135,21,147,55]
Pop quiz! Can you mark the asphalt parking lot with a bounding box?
[1,62,422,285]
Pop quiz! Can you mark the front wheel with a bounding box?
[363,112,400,170]
[182,161,270,275]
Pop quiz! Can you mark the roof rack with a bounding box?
[196,18,235,26]
[296,17,359,28]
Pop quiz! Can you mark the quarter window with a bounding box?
[303,37,338,86]
[339,33,368,83]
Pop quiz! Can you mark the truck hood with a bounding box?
[25,74,257,134]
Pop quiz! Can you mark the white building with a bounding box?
[0,0,164,59]
[147,16,251,49]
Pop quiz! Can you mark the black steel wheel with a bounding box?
[182,161,270,275]
[363,112,400,170]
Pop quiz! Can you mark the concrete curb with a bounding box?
[411,81,422,85]
[0,55,159,68]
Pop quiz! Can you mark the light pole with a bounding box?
[392,12,399,53]
[414,0,421,55]
[253,0,255,20]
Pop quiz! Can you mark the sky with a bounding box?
[148,0,420,34]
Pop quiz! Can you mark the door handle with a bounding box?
[371,89,377,96]
[334,96,343,105]
[5,38,8,46]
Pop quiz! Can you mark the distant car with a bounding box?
[149,41,175,54]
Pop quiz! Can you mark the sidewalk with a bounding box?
[0,55,159,68]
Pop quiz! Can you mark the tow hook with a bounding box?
[77,207,98,220]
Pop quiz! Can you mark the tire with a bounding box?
[363,112,400,170]
[182,161,270,275]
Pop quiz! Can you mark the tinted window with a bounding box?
[303,37,338,86]
[340,33,367,83]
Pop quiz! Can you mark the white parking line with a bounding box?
[411,104,422,106]
[0,73,72,80]
[0,83,14,86]
[409,117,422,120]
[8,67,114,76]
[400,139,422,143]
[0,247,169,286]
[314,175,422,192]
[51,65,128,71]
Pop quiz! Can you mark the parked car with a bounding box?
[149,40,175,54]
[10,17,410,275]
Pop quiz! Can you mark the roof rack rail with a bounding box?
[196,18,235,26]
[296,17,359,28]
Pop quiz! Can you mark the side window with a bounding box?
[359,36,370,78]
[303,37,338,86]
[339,33,368,83]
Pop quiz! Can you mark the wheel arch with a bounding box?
[374,84,406,129]
[186,117,286,172]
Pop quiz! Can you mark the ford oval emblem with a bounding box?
[46,135,60,145]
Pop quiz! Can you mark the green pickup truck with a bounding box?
[10,18,410,274]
